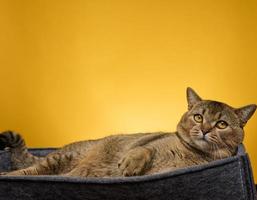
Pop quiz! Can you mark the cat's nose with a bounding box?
[201,124,212,135]
[202,130,210,135]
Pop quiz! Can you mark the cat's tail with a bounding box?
[0,130,26,150]
[0,130,41,170]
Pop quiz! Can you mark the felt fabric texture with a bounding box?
[0,144,256,200]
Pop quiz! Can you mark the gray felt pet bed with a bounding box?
[0,144,256,200]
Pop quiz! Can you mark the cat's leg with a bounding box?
[118,146,155,176]
[63,165,89,177]
[5,165,42,176]
[64,149,108,177]
[4,152,74,176]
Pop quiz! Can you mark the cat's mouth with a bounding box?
[197,136,208,142]
[202,132,210,140]
[191,131,209,140]
[191,131,211,145]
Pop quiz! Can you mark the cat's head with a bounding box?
[177,87,256,159]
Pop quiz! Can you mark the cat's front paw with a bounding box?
[118,147,152,176]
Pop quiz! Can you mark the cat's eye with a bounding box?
[216,121,228,129]
[194,114,203,123]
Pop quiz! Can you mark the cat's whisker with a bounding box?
[191,134,200,137]
[208,137,219,145]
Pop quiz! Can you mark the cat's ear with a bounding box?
[235,104,257,127]
[186,87,202,110]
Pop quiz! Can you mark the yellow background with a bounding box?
[0,0,257,179]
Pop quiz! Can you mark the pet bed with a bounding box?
[0,144,256,200]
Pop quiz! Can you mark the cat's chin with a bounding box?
[192,138,210,150]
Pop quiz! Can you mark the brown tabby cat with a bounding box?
[0,88,256,177]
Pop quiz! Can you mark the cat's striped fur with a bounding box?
[0,88,256,177]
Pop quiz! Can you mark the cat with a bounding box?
[0,87,256,177]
